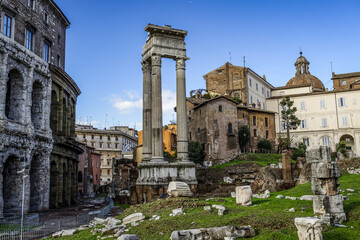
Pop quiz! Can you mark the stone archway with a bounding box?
[29,153,42,212]
[5,69,25,121]
[340,134,354,150]
[50,160,58,208]
[62,162,67,206]
[2,155,23,214]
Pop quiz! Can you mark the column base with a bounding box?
[136,161,197,186]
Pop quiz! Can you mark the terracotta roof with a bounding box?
[186,97,207,105]
[273,84,312,90]
[189,96,275,114]
[286,74,325,91]
[191,96,239,109]
[332,72,360,79]
[268,87,360,99]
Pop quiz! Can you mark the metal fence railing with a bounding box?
[0,198,113,240]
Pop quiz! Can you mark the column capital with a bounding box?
[151,55,162,66]
[141,60,151,72]
[176,57,189,70]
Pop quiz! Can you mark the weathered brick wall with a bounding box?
[203,63,246,101]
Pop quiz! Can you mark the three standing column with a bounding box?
[150,55,164,162]
[141,61,152,161]
[176,57,189,162]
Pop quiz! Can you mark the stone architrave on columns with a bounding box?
[151,55,164,162]
[176,57,189,162]
[142,60,152,161]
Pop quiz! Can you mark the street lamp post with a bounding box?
[17,158,29,240]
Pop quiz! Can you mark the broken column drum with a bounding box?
[137,24,197,199]
[306,146,346,224]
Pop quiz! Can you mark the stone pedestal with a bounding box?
[294,217,323,240]
[235,186,252,206]
[307,146,345,225]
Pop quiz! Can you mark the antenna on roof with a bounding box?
[229,52,232,63]
[300,47,302,55]
[330,62,333,73]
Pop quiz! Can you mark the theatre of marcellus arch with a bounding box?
[136,24,197,202]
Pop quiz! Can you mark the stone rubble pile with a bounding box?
[252,189,270,199]
[170,225,255,240]
[307,146,346,225]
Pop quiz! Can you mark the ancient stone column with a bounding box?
[176,57,189,161]
[142,60,152,161]
[294,217,323,240]
[151,55,164,162]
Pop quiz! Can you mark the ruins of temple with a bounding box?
[136,24,197,202]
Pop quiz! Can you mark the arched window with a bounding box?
[219,105,222,112]
[78,171,83,183]
[228,123,233,134]
[31,81,44,129]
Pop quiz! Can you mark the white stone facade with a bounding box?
[268,86,360,156]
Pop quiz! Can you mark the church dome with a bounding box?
[286,52,325,91]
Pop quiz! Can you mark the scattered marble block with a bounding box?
[204,206,212,212]
[117,234,139,240]
[167,181,193,197]
[294,217,323,240]
[122,213,145,225]
[235,186,252,206]
[170,225,255,240]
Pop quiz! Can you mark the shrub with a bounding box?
[291,142,307,160]
[188,141,206,165]
[337,141,347,156]
[257,139,272,152]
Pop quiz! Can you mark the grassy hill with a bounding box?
[51,174,360,239]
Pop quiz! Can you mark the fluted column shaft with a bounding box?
[151,55,164,161]
[176,58,189,161]
[142,60,152,161]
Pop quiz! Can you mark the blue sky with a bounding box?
[56,0,360,130]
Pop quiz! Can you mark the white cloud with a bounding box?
[109,89,176,116]
[110,94,142,114]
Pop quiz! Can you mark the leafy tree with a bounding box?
[280,96,300,148]
[188,141,206,164]
[257,139,272,152]
[238,125,250,153]
[292,142,307,160]
[277,134,290,153]
[336,141,347,156]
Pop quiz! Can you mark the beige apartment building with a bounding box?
[75,125,138,185]
[267,52,360,157]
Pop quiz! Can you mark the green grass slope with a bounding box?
[50,174,360,240]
